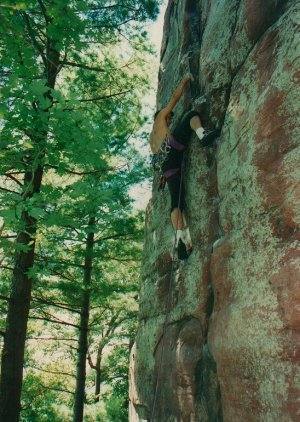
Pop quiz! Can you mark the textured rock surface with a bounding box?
[129,1,300,421]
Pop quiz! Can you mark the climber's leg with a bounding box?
[173,109,206,142]
[190,115,202,131]
[167,173,185,227]
[181,213,192,248]
[190,114,221,146]
[190,115,206,141]
[170,203,192,253]
[175,225,193,260]
[167,174,193,260]
[171,208,185,230]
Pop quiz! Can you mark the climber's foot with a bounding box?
[201,128,221,147]
[177,239,192,261]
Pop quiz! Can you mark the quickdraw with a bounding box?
[151,139,171,172]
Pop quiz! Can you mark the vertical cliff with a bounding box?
[130,1,299,421]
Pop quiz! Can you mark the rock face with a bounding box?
[129,1,299,421]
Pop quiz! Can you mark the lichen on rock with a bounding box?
[129,1,300,421]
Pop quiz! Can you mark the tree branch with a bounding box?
[48,269,77,283]
[32,296,80,314]
[101,255,138,263]
[54,90,132,106]
[27,336,77,342]
[44,163,105,176]
[0,265,15,271]
[21,12,47,64]
[61,60,105,73]
[36,381,75,395]
[29,315,79,329]
[0,186,20,195]
[27,364,75,378]
[5,174,23,187]
[87,352,96,370]
[94,231,135,243]
[36,0,50,24]
[35,255,84,269]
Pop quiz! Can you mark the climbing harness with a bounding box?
[151,135,186,198]
[151,134,186,173]
[150,138,171,172]
[150,158,185,421]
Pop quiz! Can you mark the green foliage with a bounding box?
[0,0,161,419]
[100,339,134,421]
[105,393,128,422]
[104,346,130,395]
[21,373,62,422]
[0,0,157,235]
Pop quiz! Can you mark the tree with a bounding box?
[25,200,142,421]
[87,295,138,403]
[21,373,63,422]
[31,153,145,421]
[0,5,61,418]
[0,0,159,420]
[103,344,135,422]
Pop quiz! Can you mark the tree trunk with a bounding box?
[73,217,95,422]
[0,189,40,421]
[0,43,59,421]
[95,346,103,402]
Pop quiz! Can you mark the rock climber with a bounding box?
[150,73,220,260]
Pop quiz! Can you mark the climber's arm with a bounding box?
[149,75,193,153]
[162,74,193,116]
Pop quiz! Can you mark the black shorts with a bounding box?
[167,171,185,212]
[162,110,200,212]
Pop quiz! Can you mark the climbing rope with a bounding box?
[150,159,185,421]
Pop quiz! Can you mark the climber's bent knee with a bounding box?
[171,208,185,230]
[190,115,202,130]
[166,174,185,212]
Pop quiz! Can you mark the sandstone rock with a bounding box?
[130,1,300,421]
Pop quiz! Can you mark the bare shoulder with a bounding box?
[154,108,169,132]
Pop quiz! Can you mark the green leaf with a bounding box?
[28,207,45,219]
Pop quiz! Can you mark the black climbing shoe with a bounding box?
[202,128,221,147]
[177,239,192,261]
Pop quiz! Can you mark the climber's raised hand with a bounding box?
[183,72,194,83]
[163,73,193,115]
[150,72,194,153]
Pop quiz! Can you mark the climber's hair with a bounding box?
[154,110,174,120]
